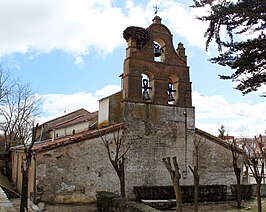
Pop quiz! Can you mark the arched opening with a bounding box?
[153,39,166,62]
[141,73,154,101]
[168,75,179,104]
[72,129,76,135]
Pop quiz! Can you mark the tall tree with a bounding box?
[230,139,243,208]
[100,125,132,198]
[0,66,13,104]
[218,124,226,139]
[0,66,41,211]
[0,81,40,150]
[193,0,266,95]
[19,123,38,212]
[243,135,265,212]
[189,137,203,212]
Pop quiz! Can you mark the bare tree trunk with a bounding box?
[118,171,125,198]
[194,178,199,212]
[100,126,131,198]
[20,155,31,212]
[189,166,199,212]
[163,157,182,212]
[19,124,38,212]
[230,139,242,209]
[117,158,126,198]
[257,181,262,212]
[235,167,241,208]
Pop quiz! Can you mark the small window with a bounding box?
[56,133,59,137]
[72,129,75,135]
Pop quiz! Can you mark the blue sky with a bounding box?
[0,0,265,136]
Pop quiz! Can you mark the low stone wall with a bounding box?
[133,185,228,203]
[230,184,254,200]
[96,191,160,212]
[250,184,266,197]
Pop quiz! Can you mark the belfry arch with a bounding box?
[141,72,154,101]
[153,38,166,62]
[168,75,179,104]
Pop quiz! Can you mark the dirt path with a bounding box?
[10,198,266,212]
[10,198,97,212]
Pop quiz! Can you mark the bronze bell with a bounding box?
[142,79,152,100]
[168,93,175,102]
[154,43,162,57]
[167,82,176,102]
[142,90,151,100]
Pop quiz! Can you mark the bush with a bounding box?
[96,191,160,212]
[96,191,119,212]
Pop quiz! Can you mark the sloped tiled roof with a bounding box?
[10,123,124,153]
[40,108,91,127]
[195,128,244,154]
[50,111,98,130]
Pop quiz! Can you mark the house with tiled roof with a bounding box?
[10,16,244,204]
[35,108,98,141]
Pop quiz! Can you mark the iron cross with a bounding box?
[153,5,159,15]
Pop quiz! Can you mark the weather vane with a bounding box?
[153,5,159,15]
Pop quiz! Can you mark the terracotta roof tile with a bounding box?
[50,111,98,129]
[10,123,124,153]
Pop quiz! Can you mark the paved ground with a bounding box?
[10,198,98,211]
[9,197,266,212]
[0,188,16,212]
[165,198,266,212]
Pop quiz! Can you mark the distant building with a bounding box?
[35,108,98,141]
[10,16,244,204]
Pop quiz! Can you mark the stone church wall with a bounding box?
[123,102,196,191]
[36,136,118,203]
[195,133,244,186]
[35,99,198,203]
[34,121,241,203]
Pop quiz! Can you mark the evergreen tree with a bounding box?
[193,0,266,95]
[218,124,226,139]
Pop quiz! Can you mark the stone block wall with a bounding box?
[195,133,243,186]
[123,102,195,189]
[33,102,241,203]
[36,136,118,203]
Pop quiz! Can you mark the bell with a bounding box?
[154,44,162,57]
[142,90,151,100]
[168,93,175,102]
[167,82,176,102]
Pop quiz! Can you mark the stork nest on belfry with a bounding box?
[123,26,150,49]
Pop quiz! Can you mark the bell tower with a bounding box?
[122,16,192,107]
[122,16,195,187]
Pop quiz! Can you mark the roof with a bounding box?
[99,91,122,101]
[10,123,124,153]
[40,108,91,126]
[50,111,98,130]
[195,128,244,154]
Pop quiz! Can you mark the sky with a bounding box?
[0,0,265,137]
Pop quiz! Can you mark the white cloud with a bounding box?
[193,91,266,137]
[37,87,266,137]
[161,1,209,49]
[0,0,212,62]
[0,0,127,58]
[37,84,121,124]
[95,85,121,99]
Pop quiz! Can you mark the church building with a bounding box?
[10,16,243,203]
